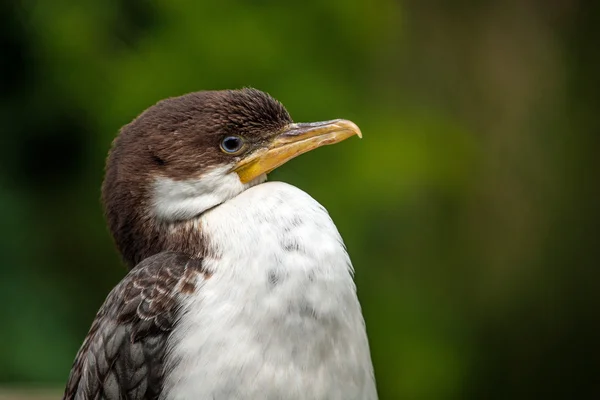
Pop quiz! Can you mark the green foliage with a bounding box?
[1,0,598,398]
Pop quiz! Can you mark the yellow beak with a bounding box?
[233,119,362,184]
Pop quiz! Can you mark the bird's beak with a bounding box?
[233,119,362,184]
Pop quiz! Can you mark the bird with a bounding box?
[63,88,377,400]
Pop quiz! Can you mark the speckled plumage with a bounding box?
[64,252,208,400]
[64,88,377,400]
[163,181,376,400]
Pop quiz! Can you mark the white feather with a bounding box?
[152,165,266,221]
[158,177,377,400]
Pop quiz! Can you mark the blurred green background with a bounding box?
[1,0,599,398]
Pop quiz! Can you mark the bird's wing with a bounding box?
[63,252,206,400]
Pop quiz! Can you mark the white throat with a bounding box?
[151,165,266,221]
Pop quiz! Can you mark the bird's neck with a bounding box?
[108,210,207,269]
[105,169,266,268]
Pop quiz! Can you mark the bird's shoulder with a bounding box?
[63,251,208,400]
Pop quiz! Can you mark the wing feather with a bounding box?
[64,252,205,400]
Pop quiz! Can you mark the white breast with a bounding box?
[162,181,377,400]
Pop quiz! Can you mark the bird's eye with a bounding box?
[220,136,245,154]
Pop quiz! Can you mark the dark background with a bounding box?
[1,0,599,398]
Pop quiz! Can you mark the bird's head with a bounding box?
[102,88,361,268]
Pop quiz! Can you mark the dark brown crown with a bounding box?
[102,88,292,268]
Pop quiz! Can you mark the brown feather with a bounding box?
[102,88,292,268]
[63,252,210,400]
